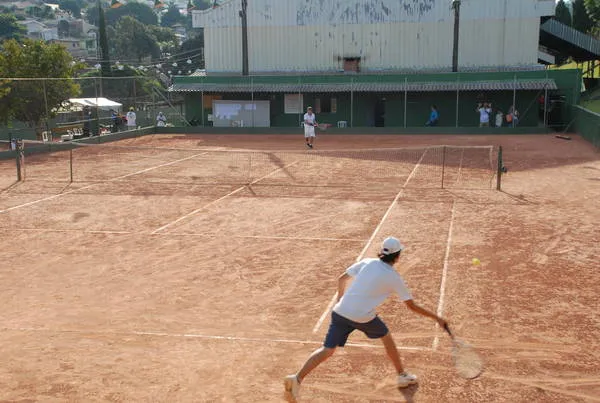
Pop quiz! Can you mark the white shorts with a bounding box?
[304,125,316,138]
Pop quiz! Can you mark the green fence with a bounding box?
[573,105,600,148]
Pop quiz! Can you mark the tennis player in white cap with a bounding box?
[284,236,448,400]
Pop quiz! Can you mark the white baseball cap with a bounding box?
[380,237,405,255]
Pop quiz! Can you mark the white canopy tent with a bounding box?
[68,97,123,111]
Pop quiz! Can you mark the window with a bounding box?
[315,97,337,114]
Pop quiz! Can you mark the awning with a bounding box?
[539,19,600,63]
[169,79,557,93]
[68,97,123,111]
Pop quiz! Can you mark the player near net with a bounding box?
[303,106,317,148]
[284,237,449,400]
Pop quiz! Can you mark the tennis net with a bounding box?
[8,140,500,191]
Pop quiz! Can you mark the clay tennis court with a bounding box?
[0,133,598,402]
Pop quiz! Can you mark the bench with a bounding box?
[52,125,84,142]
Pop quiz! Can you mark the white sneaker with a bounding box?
[284,374,301,401]
[397,372,418,388]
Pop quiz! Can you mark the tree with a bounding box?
[58,0,82,18]
[0,14,27,41]
[555,0,572,26]
[98,1,111,78]
[584,0,600,23]
[110,16,161,62]
[574,0,595,33]
[179,34,204,71]
[80,66,163,111]
[191,0,215,11]
[105,2,158,26]
[161,2,185,27]
[0,39,81,133]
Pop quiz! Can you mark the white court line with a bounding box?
[152,160,300,234]
[156,233,367,242]
[0,227,132,235]
[312,149,429,334]
[2,327,430,351]
[0,151,208,214]
[432,200,457,351]
[0,227,366,242]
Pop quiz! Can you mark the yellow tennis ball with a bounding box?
[472,258,481,266]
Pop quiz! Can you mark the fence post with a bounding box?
[455,76,460,127]
[201,90,205,127]
[69,148,73,183]
[404,77,408,128]
[496,146,503,191]
[251,76,254,127]
[512,74,517,123]
[441,145,446,189]
[350,77,354,128]
[298,77,302,127]
[42,79,51,139]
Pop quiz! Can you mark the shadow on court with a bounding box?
[398,383,419,402]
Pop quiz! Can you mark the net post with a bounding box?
[15,140,23,182]
[441,145,446,189]
[69,148,74,183]
[496,146,503,191]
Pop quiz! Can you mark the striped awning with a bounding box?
[169,79,557,93]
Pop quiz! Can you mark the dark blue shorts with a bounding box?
[323,311,389,348]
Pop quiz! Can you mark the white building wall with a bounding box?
[194,0,554,74]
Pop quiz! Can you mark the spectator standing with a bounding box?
[508,105,519,127]
[476,103,492,127]
[126,107,137,130]
[495,109,504,128]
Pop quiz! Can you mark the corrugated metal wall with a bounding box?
[194,0,554,73]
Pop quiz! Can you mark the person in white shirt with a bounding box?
[495,110,504,128]
[284,237,449,400]
[476,103,492,127]
[156,112,167,127]
[126,107,137,130]
[303,106,317,148]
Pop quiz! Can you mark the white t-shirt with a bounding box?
[333,258,413,323]
[303,112,316,126]
[478,107,491,123]
[126,111,137,127]
[495,113,503,127]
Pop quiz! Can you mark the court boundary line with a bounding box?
[0,227,368,242]
[151,160,300,234]
[432,200,457,351]
[0,327,431,352]
[312,148,429,333]
[154,233,368,242]
[0,151,208,214]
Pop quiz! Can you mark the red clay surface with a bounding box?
[0,133,598,402]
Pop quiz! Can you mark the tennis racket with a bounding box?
[444,324,484,379]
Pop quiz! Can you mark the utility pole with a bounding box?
[239,0,249,76]
[452,0,461,73]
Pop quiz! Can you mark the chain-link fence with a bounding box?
[0,71,577,142]
[174,71,574,131]
[0,76,186,143]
